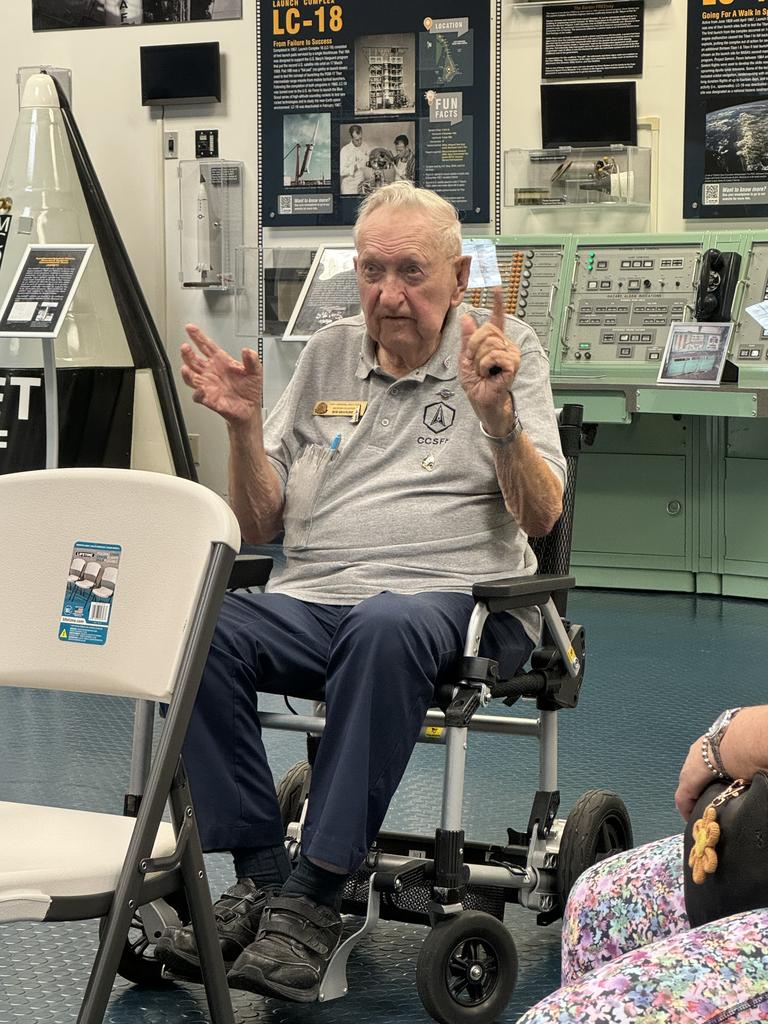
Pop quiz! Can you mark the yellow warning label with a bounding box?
[566,646,576,663]
[313,400,368,417]
[425,726,444,738]
[60,628,68,639]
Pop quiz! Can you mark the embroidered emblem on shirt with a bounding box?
[422,401,456,434]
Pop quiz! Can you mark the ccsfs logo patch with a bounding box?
[423,401,456,434]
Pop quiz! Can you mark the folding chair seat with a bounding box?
[0,467,241,1024]
[0,802,176,920]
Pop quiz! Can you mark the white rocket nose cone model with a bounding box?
[20,71,60,108]
[0,73,194,477]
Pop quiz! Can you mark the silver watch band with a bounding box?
[480,417,523,446]
[708,706,742,777]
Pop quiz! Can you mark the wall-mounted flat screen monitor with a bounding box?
[540,82,637,149]
[141,42,221,106]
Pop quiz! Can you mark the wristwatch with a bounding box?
[480,416,524,446]
[705,706,742,778]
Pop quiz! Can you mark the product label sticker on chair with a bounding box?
[60,542,121,645]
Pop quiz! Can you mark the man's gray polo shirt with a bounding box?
[262,304,566,641]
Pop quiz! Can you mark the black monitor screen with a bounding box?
[141,42,221,106]
[540,82,637,149]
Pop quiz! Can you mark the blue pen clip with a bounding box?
[330,433,341,453]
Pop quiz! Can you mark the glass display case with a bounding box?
[179,159,244,290]
[505,146,651,210]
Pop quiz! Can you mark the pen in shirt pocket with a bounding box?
[329,433,341,456]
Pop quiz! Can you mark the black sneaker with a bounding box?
[226,893,343,1002]
[155,878,278,981]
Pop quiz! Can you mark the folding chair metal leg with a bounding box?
[75,860,152,1023]
[74,765,234,1024]
[170,771,235,1024]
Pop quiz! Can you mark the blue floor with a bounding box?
[0,588,765,1023]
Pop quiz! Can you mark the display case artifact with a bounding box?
[179,159,244,290]
[505,147,651,210]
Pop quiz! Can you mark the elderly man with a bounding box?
[157,182,565,1002]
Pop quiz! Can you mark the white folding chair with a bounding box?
[0,467,240,1024]
[67,556,87,583]
[92,565,119,601]
[74,560,104,595]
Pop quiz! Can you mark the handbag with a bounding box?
[683,769,768,929]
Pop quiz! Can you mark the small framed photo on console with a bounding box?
[657,322,735,386]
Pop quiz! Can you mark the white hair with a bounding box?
[354,182,462,258]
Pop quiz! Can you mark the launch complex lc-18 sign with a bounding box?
[260,0,491,226]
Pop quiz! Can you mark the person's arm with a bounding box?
[485,431,564,538]
[675,705,768,820]
[459,291,563,537]
[720,706,768,779]
[227,417,284,544]
[180,324,284,543]
[339,143,353,178]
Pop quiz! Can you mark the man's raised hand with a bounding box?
[459,288,520,413]
[180,324,263,425]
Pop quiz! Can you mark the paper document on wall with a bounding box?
[745,301,768,332]
[463,239,502,289]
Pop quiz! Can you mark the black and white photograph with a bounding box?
[283,114,332,189]
[354,34,416,116]
[339,121,416,197]
[32,0,242,31]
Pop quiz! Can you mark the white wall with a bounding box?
[1,0,762,496]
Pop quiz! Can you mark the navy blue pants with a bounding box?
[183,590,533,874]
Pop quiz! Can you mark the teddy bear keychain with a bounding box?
[689,778,748,884]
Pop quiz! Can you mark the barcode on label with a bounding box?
[703,183,720,206]
[89,602,111,623]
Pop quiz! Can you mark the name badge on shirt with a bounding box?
[313,400,368,422]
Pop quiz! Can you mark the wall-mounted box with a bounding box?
[179,159,243,291]
[505,147,651,210]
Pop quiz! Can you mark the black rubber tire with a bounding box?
[275,759,311,831]
[557,789,633,904]
[99,911,170,988]
[416,911,518,1024]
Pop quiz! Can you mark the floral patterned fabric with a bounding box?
[517,835,768,1023]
